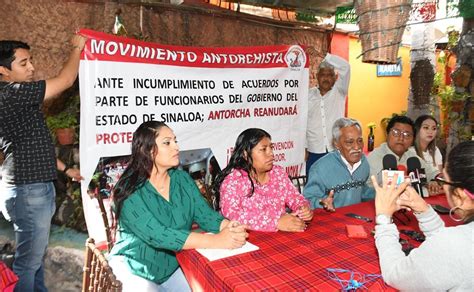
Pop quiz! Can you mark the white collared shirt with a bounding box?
[306,54,350,153]
[340,153,362,175]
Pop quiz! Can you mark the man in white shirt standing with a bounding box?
[306,53,350,178]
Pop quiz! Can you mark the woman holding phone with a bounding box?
[372,141,473,290]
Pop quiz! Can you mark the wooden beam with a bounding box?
[225,0,354,15]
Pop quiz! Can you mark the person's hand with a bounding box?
[319,190,335,212]
[397,185,429,214]
[71,34,87,52]
[371,173,410,216]
[427,181,443,195]
[304,46,325,59]
[296,205,313,221]
[227,220,248,234]
[214,220,248,249]
[277,213,305,232]
[65,168,84,182]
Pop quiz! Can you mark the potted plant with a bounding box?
[46,95,79,145]
[438,85,469,113]
[437,85,472,142]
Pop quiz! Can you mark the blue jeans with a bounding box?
[109,256,191,292]
[161,268,191,292]
[0,181,56,292]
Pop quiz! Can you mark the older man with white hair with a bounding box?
[306,53,350,177]
[304,117,374,211]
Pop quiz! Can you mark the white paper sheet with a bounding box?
[196,241,259,261]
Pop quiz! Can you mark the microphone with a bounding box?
[381,154,403,186]
[407,157,426,197]
[382,154,397,170]
[397,165,407,176]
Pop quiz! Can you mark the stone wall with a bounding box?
[1,0,329,87]
[0,235,84,292]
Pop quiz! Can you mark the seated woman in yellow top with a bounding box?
[108,121,248,291]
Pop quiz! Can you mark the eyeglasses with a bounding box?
[435,177,462,188]
[390,128,413,139]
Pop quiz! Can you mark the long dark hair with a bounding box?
[111,121,169,219]
[213,128,271,202]
[414,115,438,166]
[446,141,474,222]
[447,141,474,191]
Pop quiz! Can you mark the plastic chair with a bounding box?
[82,238,122,292]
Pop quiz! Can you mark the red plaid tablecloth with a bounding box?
[177,195,456,291]
[0,261,17,292]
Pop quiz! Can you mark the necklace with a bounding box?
[158,180,167,192]
[153,174,169,192]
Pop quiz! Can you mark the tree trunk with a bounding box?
[449,18,474,152]
[407,20,438,121]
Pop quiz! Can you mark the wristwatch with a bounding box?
[375,214,393,225]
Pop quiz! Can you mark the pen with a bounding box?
[345,213,373,222]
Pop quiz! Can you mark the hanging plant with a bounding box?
[410,59,435,106]
[431,72,443,95]
[459,0,474,19]
[438,86,469,113]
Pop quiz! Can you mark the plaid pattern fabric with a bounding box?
[0,261,17,291]
[177,195,456,291]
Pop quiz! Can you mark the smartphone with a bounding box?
[345,213,372,222]
[431,204,450,214]
[400,229,425,242]
[381,170,405,186]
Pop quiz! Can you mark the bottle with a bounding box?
[368,127,375,152]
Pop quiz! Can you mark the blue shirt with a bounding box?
[304,151,374,209]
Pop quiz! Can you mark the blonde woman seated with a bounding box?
[214,128,312,232]
[372,141,474,291]
[412,115,443,172]
[108,121,248,292]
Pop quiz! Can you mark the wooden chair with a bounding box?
[95,193,114,252]
[289,175,307,194]
[82,238,122,292]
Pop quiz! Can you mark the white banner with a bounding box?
[78,29,309,244]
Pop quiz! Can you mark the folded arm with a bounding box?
[324,53,350,96]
